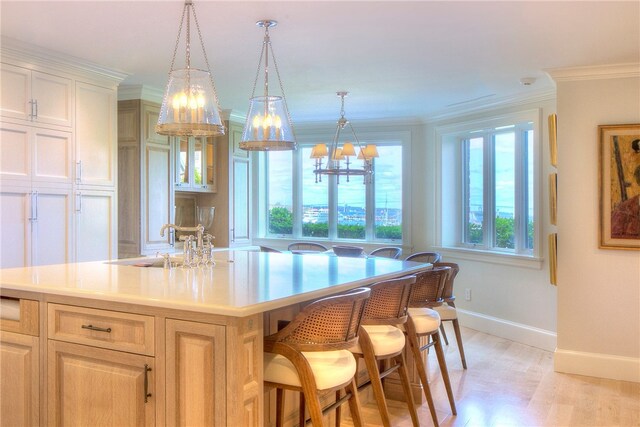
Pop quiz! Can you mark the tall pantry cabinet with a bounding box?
[0,41,125,268]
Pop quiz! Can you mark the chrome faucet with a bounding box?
[160,223,207,267]
[160,223,205,249]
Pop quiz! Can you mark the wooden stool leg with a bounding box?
[440,323,449,345]
[346,378,364,427]
[394,353,420,427]
[406,330,439,426]
[362,350,393,426]
[432,331,457,415]
[299,392,306,427]
[276,388,285,427]
[300,385,324,427]
[452,318,467,369]
[335,390,342,427]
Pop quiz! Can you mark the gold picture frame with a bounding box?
[548,233,557,286]
[598,124,640,250]
[549,173,557,225]
[548,114,557,167]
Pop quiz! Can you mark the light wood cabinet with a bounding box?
[165,319,226,426]
[118,99,174,257]
[0,62,73,128]
[48,340,155,427]
[0,297,40,427]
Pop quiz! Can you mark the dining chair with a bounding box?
[405,251,442,264]
[369,247,402,259]
[260,245,282,253]
[349,275,420,427]
[287,242,328,252]
[433,262,467,369]
[403,266,456,426]
[263,287,371,427]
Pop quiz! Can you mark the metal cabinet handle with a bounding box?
[76,161,82,183]
[81,324,112,333]
[33,99,38,119]
[28,99,35,120]
[75,192,82,213]
[144,364,152,403]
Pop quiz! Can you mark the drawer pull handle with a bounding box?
[81,324,112,333]
[144,364,152,403]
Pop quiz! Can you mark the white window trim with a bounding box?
[434,109,543,268]
[260,129,412,245]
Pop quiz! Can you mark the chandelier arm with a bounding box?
[190,1,223,120]
[167,2,189,74]
[268,42,298,143]
[346,122,365,155]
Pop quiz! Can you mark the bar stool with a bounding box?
[349,276,420,427]
[405,251,442,264]
[433,262,467,369]
[403,266,456,426]
[287,242,328,252]
[263,287,371,427]
[368,247,402,259]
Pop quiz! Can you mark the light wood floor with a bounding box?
[344,325,640,427]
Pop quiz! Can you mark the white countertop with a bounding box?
[0,250,429,317]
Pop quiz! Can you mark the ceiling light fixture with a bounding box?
[240,20,296,151]
[311,92,378,184]
[156,0,224,137]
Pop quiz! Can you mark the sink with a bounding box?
[106,256,182,268]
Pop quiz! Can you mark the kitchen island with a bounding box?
[0,249,429,426]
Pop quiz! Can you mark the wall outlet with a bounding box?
[464,288,472,301]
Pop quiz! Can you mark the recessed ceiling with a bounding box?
[2,1,639,122]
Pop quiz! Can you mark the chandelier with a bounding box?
[240,20,296,151]
[311,92,378,184]
[156,0,224,137]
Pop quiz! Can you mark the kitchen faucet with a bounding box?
[160,223,205,248]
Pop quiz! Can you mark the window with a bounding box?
[436,110,540,262]
[264,139,405,242]
[461,122,535,254]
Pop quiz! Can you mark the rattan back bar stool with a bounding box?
[349,275,420,427]
[403,266,457,426]
[263,287,371,427]
[433,262,467,369]
[405,251,442,264]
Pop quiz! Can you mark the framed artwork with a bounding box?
[549,233,557,286]
[598,124,640,250]
[549,173,557,225]
[549,114,557,167]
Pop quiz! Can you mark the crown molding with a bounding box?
[426,89,556,123]
[545,63,640,82]
[1,36,128,85]
[118,85,165,103]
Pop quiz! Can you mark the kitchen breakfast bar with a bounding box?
[0,249,430,426]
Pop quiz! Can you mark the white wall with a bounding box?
[422,96,559,352]
[550,65,640,382]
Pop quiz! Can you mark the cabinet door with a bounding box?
[48,340,155,427]
[31,70,73,128]
[31,187,73,266]
[75,81,116,187]
[0,331,39,427]
[0,121,30,182]
[165,319,226,427]
[0,186,31,268]
[0,63,31,121]
[75,190,116,262]
[143,144,172,252]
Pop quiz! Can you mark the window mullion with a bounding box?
[513,126,525,253]
[485,132,494,250]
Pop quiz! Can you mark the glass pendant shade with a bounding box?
[156,68,224,136]
[240,20,296,151]
[240,95,296,151]
[156,0,225,137]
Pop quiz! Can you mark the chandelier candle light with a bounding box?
[240,20,296,151]
[311,92,378,184]
[156,0,224,137]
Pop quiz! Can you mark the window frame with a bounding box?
[436,109,542,266]
[261,129,411,245]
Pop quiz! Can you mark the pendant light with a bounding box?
[156,0,224,137]
[311,92,378,184]
[240,20,296,151]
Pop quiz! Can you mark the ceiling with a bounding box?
[2,1,639,123]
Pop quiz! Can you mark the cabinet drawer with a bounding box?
[48,304,154,356]
[0,297,39,336]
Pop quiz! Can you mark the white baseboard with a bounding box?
[457,309,557,352]
[554,349,640,383]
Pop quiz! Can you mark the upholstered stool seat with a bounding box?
[434,302,457,321]
[406,307,441,333]
[349,324,405,357]
[264,350,357,390]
